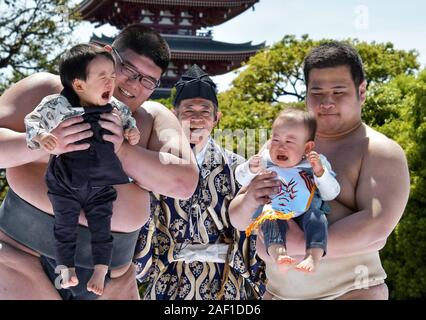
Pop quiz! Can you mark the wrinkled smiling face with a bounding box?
[175,98,218,146]
[269,120,310,168]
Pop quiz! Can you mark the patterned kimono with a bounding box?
[134,138,265,300]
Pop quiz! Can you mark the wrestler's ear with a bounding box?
[304,141,315,154]
[358,80,367,105]
[72,78,86,93]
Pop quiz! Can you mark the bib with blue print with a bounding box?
[268,166,316,218]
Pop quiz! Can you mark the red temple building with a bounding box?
[77,0,264,97]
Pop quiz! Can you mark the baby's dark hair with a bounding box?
[274,107,317,141]
[59,43,114,90]
[112,24,170,73]
[303,41,365,90]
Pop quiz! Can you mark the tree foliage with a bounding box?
[229,35,419,103]
[0,169,7,202]
[0,0,81,94]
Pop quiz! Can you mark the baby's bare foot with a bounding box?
[61,267,79,288]
[275,245,295,264]
[296,255,316,273]
[277,255,296,265]
[268,244,296,265]
[87,265,109,296]
[296,248,324,273]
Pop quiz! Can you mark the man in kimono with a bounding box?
[134,64,265,300]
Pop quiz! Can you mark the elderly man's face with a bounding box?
[175,98,220,146]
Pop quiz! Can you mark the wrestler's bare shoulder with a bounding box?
[132,101,168,148]
[363,124,406,161]
[133,100,173,124]
[3,72,61,99]
[330,123,405,162]
[139,100,173,119]
[0,72,62,130]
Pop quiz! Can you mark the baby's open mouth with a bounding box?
[277,155,288,161]
[102,91,110,99]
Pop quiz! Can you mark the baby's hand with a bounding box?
[306,151,324,177]
[37,133,58,153]
[249,154,264,174]
[124,127,140,145]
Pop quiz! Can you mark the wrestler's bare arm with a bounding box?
[117,101,199,199]
[234,132,409,260]
[324,133,410,257]
[256,226,387,263]
[0,73,59,167]
[0,73,93,168]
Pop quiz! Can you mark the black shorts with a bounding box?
[0,188,140,300]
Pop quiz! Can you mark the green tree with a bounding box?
[0,0,81,200]
[230,35,419,103]
[0,0,81,94]
[0,169,7,202]
[231,35,315,103]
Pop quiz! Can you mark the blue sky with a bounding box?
[76,0,426,92]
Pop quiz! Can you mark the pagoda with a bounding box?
[77,0,264,97]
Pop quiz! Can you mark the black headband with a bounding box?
[173,64,218,107]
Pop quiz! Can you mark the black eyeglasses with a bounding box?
[112,47,160,90]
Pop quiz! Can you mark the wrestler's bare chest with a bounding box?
[315,137,367,223]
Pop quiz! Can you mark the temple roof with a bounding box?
[77,0,259,30]
[78,0,264,92]
[91,33,265,61]
[79,0,258,8]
